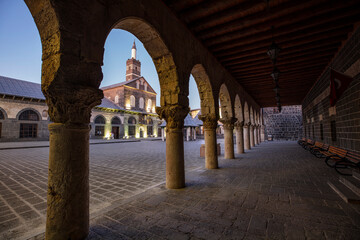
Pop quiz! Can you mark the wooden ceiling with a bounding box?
[161,0,360,107]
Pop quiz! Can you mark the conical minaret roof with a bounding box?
[132,40,136,50]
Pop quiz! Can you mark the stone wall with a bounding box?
[263,105,302,140]
[302,27,360,153]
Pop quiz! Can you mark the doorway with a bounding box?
[112,126,119,139]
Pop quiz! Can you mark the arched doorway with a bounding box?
[111,116,122,139]
[18,109,40,138]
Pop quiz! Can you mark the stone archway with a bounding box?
[190,64,218,169]
[219,84,236,159]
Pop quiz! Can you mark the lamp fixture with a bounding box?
[270,67,280,81]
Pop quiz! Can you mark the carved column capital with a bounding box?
[220,117,237,130]
[234,121,244,130]
[199,114,218,130]
[156,105,189,130]
[45,85,103,125]
[244,122,251,128]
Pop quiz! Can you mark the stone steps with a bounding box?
[328,171,360,204]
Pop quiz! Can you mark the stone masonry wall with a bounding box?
[263,105,302,140]
[302,27,360,153]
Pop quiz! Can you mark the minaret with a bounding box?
[126,40,141,81]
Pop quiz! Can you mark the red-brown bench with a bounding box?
[311,143,330,157]
[307,141,323,152]
[335,150,360,176]
[322,146,348,167]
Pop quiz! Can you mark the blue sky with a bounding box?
[0,0,200,109]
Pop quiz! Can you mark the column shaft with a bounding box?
[224,127,235,159]
[46,123,89,240]
[244,125,251,150]
[204,128,218,169]
[250,125,255,147]
[166,128,185,188]
[235,122,244,154]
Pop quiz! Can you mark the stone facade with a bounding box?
[263,105,302,140]
[302,27,360,153]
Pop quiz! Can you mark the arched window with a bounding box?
[94,115,106,137]
[128,117,136,124]
[94,115,106,124]
[128,116,136,136]
[147,99,152,112]
[139,97,144,109]
[130,95,135,107]
[114,95,119,104]
[136,81,140,89]
[19,110,39,121]
[18,110,39,138]
[111,117,121,125]
[144,83,148,91]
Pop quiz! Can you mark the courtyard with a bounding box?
[0,140,359,239]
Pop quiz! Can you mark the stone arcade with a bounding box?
[17,1,360,239]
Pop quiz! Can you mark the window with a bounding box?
[95,126,104,136]
[128,126,135,136]
[147,118,153,125]
[320,123,324,140]
[130,95,135,107]
[331,120,336,141]
[19,110,39,121]
[111,117,121,125]
[0,110,4,120]
[144,83,148,91]
[115,95,119,104]
[140,79,144,85]
[136,81,139,89]
[139,97,144,109]
[94,116,106,124]
[147,99,152,111]
[147,126,153,136]
[128,117,136,124]
[20,123,37,138]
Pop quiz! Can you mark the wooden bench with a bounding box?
[307,141,323,152]
[321,146,348,167]
[298,137,306,146]
[311,143,330,157]
[335,150,360,176]
[302,139,314,150]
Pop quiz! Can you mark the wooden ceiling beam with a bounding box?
[222,48,337,68]
[221,46,339,67]
[195,0,322,38]
[211,25,351,54]
[217,39,341,61]
[204,7,360,47]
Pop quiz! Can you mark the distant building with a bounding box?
[0,41,160,141]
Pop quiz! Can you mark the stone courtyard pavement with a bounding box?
[1,140,360,239]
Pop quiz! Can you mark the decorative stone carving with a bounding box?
[199,114,218,130]
[234,121,244,130]
[156,105,189,130]
[44,85,103,124]
[220,117,237,130]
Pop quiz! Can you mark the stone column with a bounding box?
[254,125,259,145]
[244,122,251,150]
[257,125,261,143]
[220,117,236,159]
[235,121,244,154]
[157,105,188,189]
[261,125,266,142]
[45,86,103,240]
[199,114,218,169]
[186,127,190,141]
[250,124,255,147]
[193,127,196,140]
[161,128,165,141]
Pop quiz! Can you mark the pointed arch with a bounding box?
[190,64,217,116]
[219,84,233,118]
[234,95,243,122]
